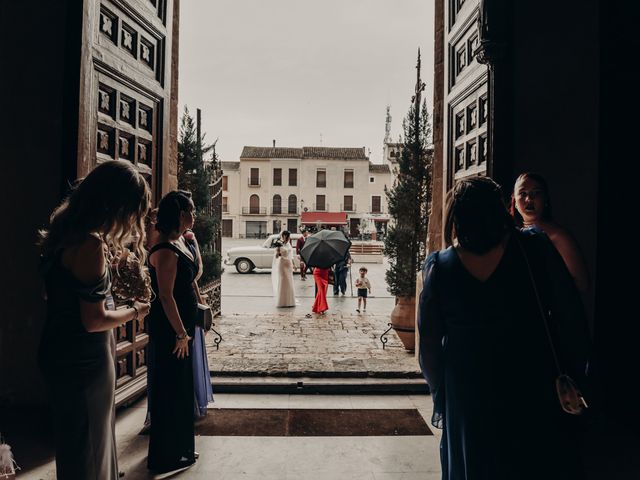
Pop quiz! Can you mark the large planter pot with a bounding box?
[390,296,416,351]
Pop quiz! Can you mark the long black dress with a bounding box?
[418,230,590,480]
[147,242,198,472]
[38,250,118,480]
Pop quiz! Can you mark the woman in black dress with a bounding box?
[38,161,151,479]
[418,177,590,480]
[147,190,199,473]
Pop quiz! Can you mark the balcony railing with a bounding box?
[271,206,283,215]
[248,178,261,187]
[340,203,357,212]
[312,203,329,211]
[242,207,267,215]
[287,206,299,214]
[369,205,385,214]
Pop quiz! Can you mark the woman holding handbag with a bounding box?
[147,190,199,473]
[418,177,590,480]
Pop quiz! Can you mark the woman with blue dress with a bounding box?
[38,161,151,479]
[418,177,590,480]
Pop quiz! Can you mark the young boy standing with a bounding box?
[355,266,372,313]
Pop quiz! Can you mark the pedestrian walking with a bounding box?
[296,228,310,280]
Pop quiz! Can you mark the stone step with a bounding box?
[211,376,429,395]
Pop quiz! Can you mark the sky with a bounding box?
[178,0,435,163]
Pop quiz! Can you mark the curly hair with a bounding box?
[38,161,151,265]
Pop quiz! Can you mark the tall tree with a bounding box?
[177,106,221,284]
[384,50,433,297]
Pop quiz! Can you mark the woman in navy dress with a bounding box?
[418,177,590,480]
[147,190,199,473]
[38,161,151,479]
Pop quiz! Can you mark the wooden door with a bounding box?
[222,219,233,237]
[78,0,177,406]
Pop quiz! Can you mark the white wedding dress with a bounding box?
[272,242,296,307]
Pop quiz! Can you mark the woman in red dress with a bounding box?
[312,267,330,314]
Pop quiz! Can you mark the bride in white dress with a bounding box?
[272,230,296,307]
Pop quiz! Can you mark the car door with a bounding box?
[259,236,276,268]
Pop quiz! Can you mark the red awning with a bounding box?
[300,212,348,225]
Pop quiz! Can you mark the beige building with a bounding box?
[220,145,393,239]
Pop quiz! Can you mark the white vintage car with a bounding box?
[224,233,303,273]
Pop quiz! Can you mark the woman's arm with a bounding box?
[417,254,444,393]
[152,249,188,338]
[549,228,590,293]
[71,236,149,332]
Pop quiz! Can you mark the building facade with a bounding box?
[220,146,393,239]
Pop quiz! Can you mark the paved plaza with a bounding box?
[206,239,421,378]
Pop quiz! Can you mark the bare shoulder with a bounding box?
[150,246,178,269]
[545,223,579,252]
[69,234,107,284]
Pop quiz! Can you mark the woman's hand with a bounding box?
[133,300,151,319]
[173,334,191,359]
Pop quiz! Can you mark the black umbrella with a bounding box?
[300,230,351,269]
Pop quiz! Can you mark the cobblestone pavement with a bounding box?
[207,238,421,377]
[206,311,421,377]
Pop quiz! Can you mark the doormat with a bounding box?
[195,409,432,436]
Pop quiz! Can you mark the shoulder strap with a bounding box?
[149,242,180,256]
[515,234,563,376]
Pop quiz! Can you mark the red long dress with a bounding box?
[312,267,330,313]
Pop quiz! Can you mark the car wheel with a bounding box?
[235,258,254,274]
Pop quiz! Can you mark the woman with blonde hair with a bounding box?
[38,161,151,480]
[511,172,589,293]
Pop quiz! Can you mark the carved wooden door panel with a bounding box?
[444,0,488,188]
[78,0,175,406]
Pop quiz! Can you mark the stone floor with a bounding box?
[27,394,442,480]
[210,240,420,378]
[207,311,421,377]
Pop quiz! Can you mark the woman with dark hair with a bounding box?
[418,177,590,479]
[147,190,199,473]
[38,161,151,479]
[512,172,589,292]
[272,230,296,307]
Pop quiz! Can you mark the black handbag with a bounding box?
[196,303,213,332]
[517,238,588,415]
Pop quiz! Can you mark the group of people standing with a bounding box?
[272,228,372,315]
[38,162,213,478]
[36,159,591,480]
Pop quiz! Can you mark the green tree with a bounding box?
[177,106,221,284]
[384,98,432,297]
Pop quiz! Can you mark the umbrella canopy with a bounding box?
[300,230,351,269]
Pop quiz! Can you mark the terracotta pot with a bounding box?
[390,296,416,351]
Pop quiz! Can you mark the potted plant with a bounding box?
[383,51,432,350]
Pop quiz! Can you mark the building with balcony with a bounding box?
[220,145,393,238]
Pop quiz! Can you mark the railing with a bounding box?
[340,203,357,212]
[369,205,385,214]
[312,203,329,211]
[271,206,283,215]
[242,207,267,215]
[248,178,261,187]
[287,207,299,214]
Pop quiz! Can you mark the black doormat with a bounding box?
[195,408,432,436]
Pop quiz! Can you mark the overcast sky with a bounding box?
[178,0,434,163]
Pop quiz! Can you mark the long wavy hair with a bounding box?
[38,161,151,265]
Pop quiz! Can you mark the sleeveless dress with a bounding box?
[418,231,590,480]
[38,251,118,480]
[147,242,198,472]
